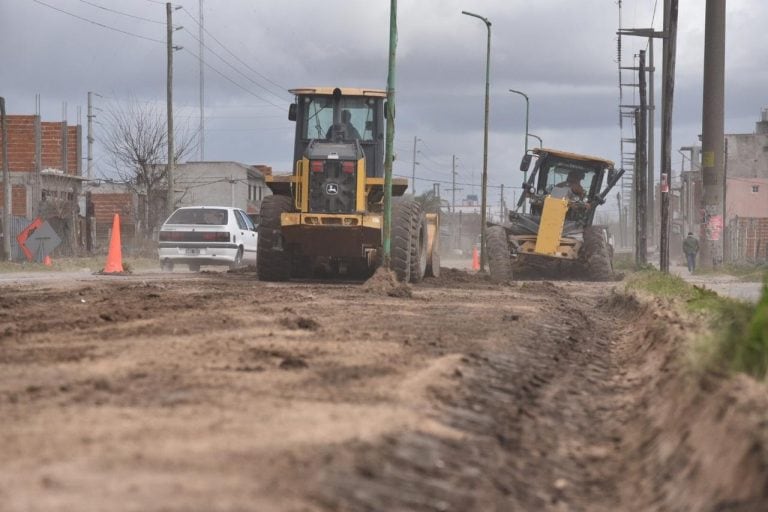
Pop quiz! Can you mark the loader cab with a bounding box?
[288,87,386,178]
[523,148,613,226]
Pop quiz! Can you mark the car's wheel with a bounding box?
[257,194,294,281]
[390,197,413,283]
[581,226,613,281]
[161,259,174,272]
[188,263,201,272]
[486,225,513,283]
[409,202,428,283]
[230,246,244,269]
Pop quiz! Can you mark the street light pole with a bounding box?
[510,89,529,213]
[509,89,529,156]
[462,10,491,272]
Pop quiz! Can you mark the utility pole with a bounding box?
[166,2,178,218]
[635,105,647,266]
[198,0,205,160]
[647,37,656,243]
[451,154,458,212]
[411,135,419,195]
[1,97,11,260]
[382,0,397,267]
[659,0,679,273]
[699,0,725,268]
[617,192,624,247]
[500,184,505,220]
[87,92,94,180]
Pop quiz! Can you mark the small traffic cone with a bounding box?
[43,255,52,266]
[103,213,124,273]
[472,246,480,271]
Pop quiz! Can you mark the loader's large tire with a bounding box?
[408,202,428,283]
[486,225,513,283]
[390,197,413,283]
[257,194,294,281]
[581,225,613,281]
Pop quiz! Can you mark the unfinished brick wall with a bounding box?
[0,117,81,174]
[0,185,28,216]
[0,116,36,172]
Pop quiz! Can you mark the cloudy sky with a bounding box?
[1,0,766,215]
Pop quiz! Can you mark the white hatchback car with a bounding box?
[158,206,258,271]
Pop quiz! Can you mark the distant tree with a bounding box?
[99,100,196,236]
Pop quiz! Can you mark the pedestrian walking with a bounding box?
[683,232,700,273]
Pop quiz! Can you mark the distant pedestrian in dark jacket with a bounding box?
[683,232,700,272]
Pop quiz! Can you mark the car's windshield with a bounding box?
[302,95,374,141]
[167,208,228,225]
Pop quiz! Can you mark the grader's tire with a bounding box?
[390,197,414,283]
[486,225,513,283]
[257,195,294,282]
[581,225,613,281]
[409,203,428,283]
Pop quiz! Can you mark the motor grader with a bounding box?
[486,147,624,282]
[257,87,439,282]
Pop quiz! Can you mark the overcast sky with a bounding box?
[1,0,766,214]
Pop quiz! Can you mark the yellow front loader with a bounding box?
[257,87,439,282]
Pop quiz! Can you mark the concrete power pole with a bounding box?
[659,0,679,273]
[87,92,94,180]
[635,50,648,266]
[699,0,725,268]
[166,2,177,218]
[647,37,656,243]
[1,97,11,260]
[198,0,205,161]
[411,136,419,195]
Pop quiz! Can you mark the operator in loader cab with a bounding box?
[555,170,586,201]
[326,109,361,140]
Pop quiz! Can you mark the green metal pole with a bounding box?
[510,89,529,213]
[382,0,397,268]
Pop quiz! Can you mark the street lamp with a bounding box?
[509,89,529,213]
[528,133,543,148]
[462,10,491,272]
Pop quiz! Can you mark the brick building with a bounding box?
[0,114,86,256]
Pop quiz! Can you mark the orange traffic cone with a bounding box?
[472,246,480,271]
[103,213,124,273]
[43,255,52,266]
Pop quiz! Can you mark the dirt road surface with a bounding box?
[1,269,767,511]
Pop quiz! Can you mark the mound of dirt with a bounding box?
[362,267,412,298]
[420,267,494,288]
[603,289,768,511]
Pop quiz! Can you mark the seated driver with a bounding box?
[325,109,362,140]
[555,170,586,201]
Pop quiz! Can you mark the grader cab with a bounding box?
[257,87,439,282]
[486,148,624,282]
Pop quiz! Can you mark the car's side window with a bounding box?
[238,210,256,231]
[234,210,248,230]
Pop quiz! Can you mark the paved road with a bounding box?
[671,265,764,303]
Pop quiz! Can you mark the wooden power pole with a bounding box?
[659,0,679,273]
[166,2,177,218]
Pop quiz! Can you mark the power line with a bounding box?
[77,0,164,25]
[179,7,290,98]
[179,27,289,105]
[180,47,286,111]
[31,0,165,44]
